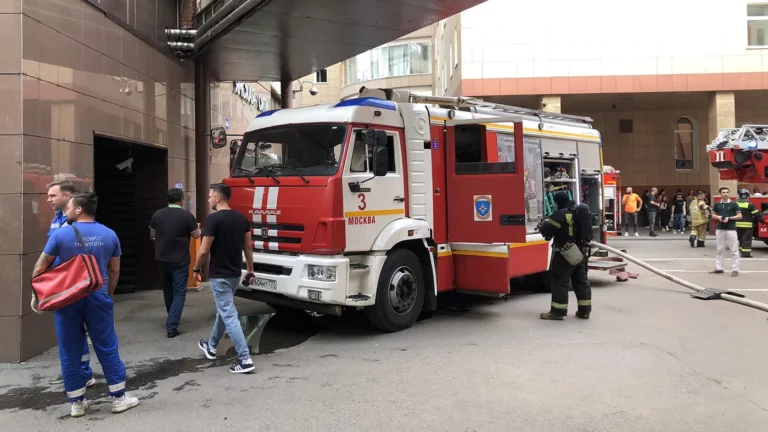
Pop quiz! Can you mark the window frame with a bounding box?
[747,3,768,48]
[315,69,328,84]
[346,129,400,175]
[674,116,698,172]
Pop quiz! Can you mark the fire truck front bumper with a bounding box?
[236,252,379,312]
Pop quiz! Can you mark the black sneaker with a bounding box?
[649,232,658,237]
[167,329,180,338]
[229,360,255,374]
[709,269,724,274]
[732,271,739,277]
[198,339,217,360]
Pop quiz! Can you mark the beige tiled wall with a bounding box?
[293,63,343,107]
[0,0,191,362]
[566,93,713,193]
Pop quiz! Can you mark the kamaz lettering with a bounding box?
[249,209,281,215]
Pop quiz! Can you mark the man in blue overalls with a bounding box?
[45,181,93,387]
[32,192,139,417]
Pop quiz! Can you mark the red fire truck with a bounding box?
[219,89,614,332]
[708,125,768,243]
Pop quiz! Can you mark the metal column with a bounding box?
[281,79,293,108]
[194,59,210,221]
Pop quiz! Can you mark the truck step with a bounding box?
[350,264,370,272]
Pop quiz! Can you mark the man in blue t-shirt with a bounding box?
[45,180,93,387]
[32,192,139,418]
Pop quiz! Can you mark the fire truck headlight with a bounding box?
[308,265,337,282]
[749,139,758,149]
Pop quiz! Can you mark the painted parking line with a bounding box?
[640,258,768,261]
[660,270,768,274]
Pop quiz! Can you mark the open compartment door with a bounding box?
[445,117,527,244]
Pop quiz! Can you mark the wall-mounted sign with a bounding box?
[233,81,269,111]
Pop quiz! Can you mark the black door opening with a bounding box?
[94,135,168,294]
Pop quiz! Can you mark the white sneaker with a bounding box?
[71,399,88,418]
[86,377,96,387]
[634,232,639,237]
[624,232,629,237]
[111,393,139,414]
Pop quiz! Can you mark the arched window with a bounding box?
[674,117,698,171]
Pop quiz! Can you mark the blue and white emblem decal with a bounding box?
[473,195,492,221]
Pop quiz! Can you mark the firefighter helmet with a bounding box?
[738,189,750,200]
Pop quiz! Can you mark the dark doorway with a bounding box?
[93,135,168,294]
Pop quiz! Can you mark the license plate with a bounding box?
[252,277,277,291]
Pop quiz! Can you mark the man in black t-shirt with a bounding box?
[670,190,687,234]
[150,188,200,338]
[194,184,256,374]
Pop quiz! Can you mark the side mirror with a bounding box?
[211,127,227,149]
[372,144,388,176]
[229,139,241,155]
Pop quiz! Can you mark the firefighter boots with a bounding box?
[540,312,565,321]
[575,311,590,319]
[697,240,705,247]
[689,235,696,248]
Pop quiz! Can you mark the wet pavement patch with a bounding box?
[0,311,328,414]
[0,357,218,413]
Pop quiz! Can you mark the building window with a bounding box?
[674,117,698,171]
[449,41,454,77]
[315,69,328,83]
[748,3,768,47]
[453,30,459,69]
[344,40,433,86]
[619,119,633,134]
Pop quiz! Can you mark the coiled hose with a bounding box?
[590,241,768,314]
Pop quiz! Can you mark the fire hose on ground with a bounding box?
[590,240,768,314]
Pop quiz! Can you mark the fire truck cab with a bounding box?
[708,124,768,243]
[222,89,606,332]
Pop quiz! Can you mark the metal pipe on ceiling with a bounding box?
[195,0,245,37]
[193,0,270,54]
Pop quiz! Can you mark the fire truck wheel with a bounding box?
[366,249,425,332]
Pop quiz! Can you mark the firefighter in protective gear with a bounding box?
[688,190,710,248]
[736,189,764,258]
[538,191,593,320]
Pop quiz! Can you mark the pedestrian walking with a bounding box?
[710,187,742,277]
[150,188,201,338]
[659,195,671,232]
[688,190,710,248]
[538,191,593,320]
[45,181,93,388]
[735,189,764,258]
[669,190,687,234]
[31,192,139,417]
[646,187,661,237]
[194,184,256,374]
[621,187,642,236]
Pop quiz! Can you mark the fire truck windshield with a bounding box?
[232,124,348,177]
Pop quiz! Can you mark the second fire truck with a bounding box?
[217,88,615,332]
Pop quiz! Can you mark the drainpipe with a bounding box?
[194,58,210,222]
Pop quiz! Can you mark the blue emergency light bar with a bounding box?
[334,97,396,111]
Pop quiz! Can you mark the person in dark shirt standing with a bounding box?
[670,190,687,234]
[646,187,660,237]
[711,186,742,277]
[194,184,256,374]
[149,188,201,338]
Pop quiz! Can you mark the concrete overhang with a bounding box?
[189,0,485,82]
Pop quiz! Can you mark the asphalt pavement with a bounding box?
[1,234,767,432]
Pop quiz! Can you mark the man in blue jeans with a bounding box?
[45,180,93,387]
[194,184,256,374]
[669,190,687,234]
[150,188,200,338]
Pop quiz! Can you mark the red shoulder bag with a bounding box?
[31,225,104,311]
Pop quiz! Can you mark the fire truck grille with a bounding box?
[241,262,292,276]
[250,222,304,250]
[250,222,304,232]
